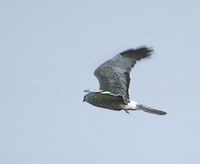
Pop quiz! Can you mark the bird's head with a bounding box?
[83,94,87,102]
[83,90,91,103]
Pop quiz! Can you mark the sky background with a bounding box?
[1,0,200,163]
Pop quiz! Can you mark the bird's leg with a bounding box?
[123,109,130,114]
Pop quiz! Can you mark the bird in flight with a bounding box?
[83,46,167,115]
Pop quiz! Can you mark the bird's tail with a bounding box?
[136,104,167,115]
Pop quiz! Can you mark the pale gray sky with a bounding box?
[1,0,200,163]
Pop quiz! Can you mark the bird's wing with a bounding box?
[94,46,152,100]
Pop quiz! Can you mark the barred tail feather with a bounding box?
[136,104,167,115]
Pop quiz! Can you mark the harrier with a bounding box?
[83,46,167,115]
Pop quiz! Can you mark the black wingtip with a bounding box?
[120,46,153,60]
[135,46,153,57]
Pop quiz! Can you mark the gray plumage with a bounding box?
[83,46,167,115]
[94,47,152,101]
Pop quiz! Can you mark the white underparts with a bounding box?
[124,101,138,110]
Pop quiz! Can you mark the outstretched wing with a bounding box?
[94,46,153,100]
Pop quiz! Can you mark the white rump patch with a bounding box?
[124,101,138,110]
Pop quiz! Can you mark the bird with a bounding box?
[83,46,167,115]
